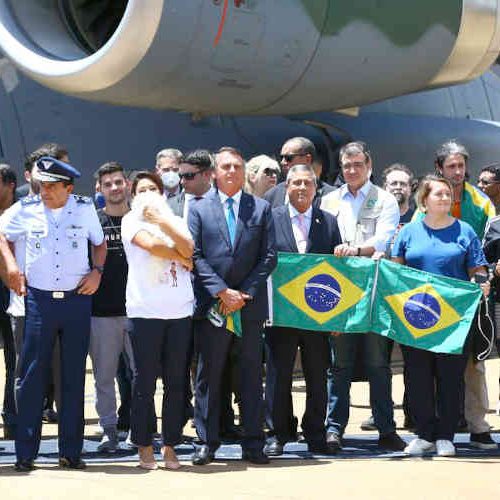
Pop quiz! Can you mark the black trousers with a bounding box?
[0,310,16,429]
[194,318,264,452]
[129,317,192,447]
[265,327,329,446]
[401,345,468,442]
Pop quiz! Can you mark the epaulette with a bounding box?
[20,195,41,206]
[74,195,92,204]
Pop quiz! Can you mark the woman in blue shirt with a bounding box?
[392,175,489,457]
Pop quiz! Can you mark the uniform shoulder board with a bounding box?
[20,195,41,206]
[74,195,93,204]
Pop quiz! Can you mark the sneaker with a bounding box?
[436,440,455,457]
[404,438,436,456]
[97,428,119,453]
[378,432,406,451]
[470,432,498,450]
[360,415,377,431]
[326,432,343,452]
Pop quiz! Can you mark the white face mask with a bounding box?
[161,171,180,190]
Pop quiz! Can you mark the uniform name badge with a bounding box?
[29,225,48,250]
[66,226,85,249]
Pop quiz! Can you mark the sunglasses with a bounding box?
[478,178,500,186]
[280,153,306,163]
[263,168,279,177]
[179,171,201,180]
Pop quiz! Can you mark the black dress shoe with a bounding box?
[15,460,35,472]
[242,450,270,465]
[192,445,215,465]
[263,437,284,457]
[59,457,87,469]
[378,432,406,451]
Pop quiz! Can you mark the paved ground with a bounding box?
[0,353,499,499]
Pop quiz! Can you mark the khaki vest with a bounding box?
[322,185,384,245]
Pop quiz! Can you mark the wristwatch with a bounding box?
[93,265,104,274]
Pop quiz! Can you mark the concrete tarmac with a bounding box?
[0,355,499,500]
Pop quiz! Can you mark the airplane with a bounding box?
[1,1,500,192]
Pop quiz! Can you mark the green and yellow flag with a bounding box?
[370,260,481,353]
[268,253,483,354]
[269,253,374,333]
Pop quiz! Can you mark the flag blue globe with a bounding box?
[403,293,441,329]
[304,274,342,313]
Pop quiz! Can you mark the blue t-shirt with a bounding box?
[392,219,487,281]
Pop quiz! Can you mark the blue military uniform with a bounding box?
[0,157,104,467]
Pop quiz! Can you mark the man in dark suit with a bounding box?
[264,137,335,209]
[188,147,277,465]
[167,150,214,218]
[263,165,342,456]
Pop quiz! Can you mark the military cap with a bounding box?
[34,156,81,182]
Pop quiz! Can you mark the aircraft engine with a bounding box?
[0,0,499,114]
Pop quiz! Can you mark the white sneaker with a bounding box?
[404,438,435,456]
[436,439,456,457]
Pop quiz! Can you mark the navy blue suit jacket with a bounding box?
[272,204,342,254]
[188,190,277,320]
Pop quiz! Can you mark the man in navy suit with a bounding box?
[263,165,342,456]
[188,147,277,465]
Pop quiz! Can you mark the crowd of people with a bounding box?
[0,136,498,472]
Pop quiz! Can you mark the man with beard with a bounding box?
[383,164,415,224]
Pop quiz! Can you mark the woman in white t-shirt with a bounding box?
[121,171,194,470]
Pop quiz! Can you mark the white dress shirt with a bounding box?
[288,204,312,253]
[219,190,242,222]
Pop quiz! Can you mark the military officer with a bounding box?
[0,156,106,472]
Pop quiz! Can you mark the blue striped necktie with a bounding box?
[226,197,236,245]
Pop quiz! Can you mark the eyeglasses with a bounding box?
[280,153,305,163]
[179,171,201,180]
[263,168,279,177]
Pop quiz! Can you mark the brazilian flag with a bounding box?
[207,304,242,337]
[269,252,373,332]
[372,260,482,354]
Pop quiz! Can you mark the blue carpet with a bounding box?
[0,434,499,464]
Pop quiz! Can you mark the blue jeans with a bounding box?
[326,332,395,436]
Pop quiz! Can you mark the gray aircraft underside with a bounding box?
[2,1,500,192]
